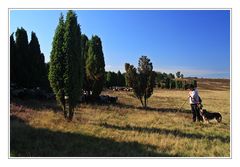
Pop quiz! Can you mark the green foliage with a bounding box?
[81,34,90,92]
[170,79,176,89]
[117,71,126,86]
[168,73,175,79]
[86,35,105,97]
[105,71,125,88]
[45,62,52,92]
[125,56,156,108]
[11,28,48,90]
[49,14,66,112]
[156,72,176,89]
[63,10,83,120]
[165,78,170,89]
[15,27,30,87]
[192,80,198,88]
[155,72,196,90]
[10,33,16,83]
[29,32,48,89]
[175,80,182,89]
[49,11,83,120]
[105,71,117,87]
[176,71,181,78]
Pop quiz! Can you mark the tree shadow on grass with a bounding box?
[11,98,191,114]
[11,99,61,113]
[112,102,191,114]
[100,123,230,144]
[10,115,175,157]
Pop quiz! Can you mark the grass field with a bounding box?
[10,79,230,157]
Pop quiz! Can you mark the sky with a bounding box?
[10,10,230,78]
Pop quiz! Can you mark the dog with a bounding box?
[200,109,222,123]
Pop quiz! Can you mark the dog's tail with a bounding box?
[217,113,222,123]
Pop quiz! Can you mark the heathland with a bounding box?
[10,78,230,157]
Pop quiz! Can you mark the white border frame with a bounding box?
[8,8,232,159]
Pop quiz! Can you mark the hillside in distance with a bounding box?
[196,78,230,91]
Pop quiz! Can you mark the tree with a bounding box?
[105,71,117,88]
[182,80,187,90]
[45,62,52,92]
[180,74,184,79]
[49,11,83,120]
[168,73,175,79]
[125,63,142,102]
[15,27,30,87]
[192,80,197,88]
[125,63,131,86]
[105,71,125,88]
[39,53,49,90]
[10,33,16,84]
[176,80,183,89]
[117,70,125,86]
[63,10,83,120]
[170,79,176,89]
[176,71,181,78]
[125,56,156,108]
[86,35,105,97]
[11,27,49,91]
[105,72,112,88]
[165,77,170,89]
[29,32,47,88]
[49,13,67,117]
[81,34,90,93]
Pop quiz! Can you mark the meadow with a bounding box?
[10,79,230,157]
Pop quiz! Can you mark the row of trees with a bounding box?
[105,71,125,88]
[105,70,189,90]
[10,11,197,118]
[10,28,49,90]
[49,11,105,120]
[155,71,195,89]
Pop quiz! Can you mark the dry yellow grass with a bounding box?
[10,82,230,157]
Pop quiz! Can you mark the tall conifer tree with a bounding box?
[15,27,30,87]
[81,34,90,93]
[86,35,105,97]
[29,32,42,87]
[63,10,82,120]
[10,33,16,84]
[49,14,67,116]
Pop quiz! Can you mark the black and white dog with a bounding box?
[200,109,222,123]
[197,104,222,123]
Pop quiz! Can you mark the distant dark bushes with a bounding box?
[105,71,126,88]
[155,71,197,90]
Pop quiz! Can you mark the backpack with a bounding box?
[198,95,202,103]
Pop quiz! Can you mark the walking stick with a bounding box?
[177,97,189,112]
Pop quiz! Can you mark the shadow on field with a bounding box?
[100,123,230,143]
[10,115,175,157]
[11,99,61,112]
[114,102,191,114]
[11,98,191,114]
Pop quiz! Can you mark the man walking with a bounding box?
[189,84,202,122]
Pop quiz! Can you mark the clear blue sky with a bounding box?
[10,10,230,78]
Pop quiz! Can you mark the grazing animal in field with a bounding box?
[200,109,222,123]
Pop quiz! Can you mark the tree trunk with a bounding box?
[139,97,144,107]
[144,96,147,109]
[68,105,74,121]
[63,99,67,118]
